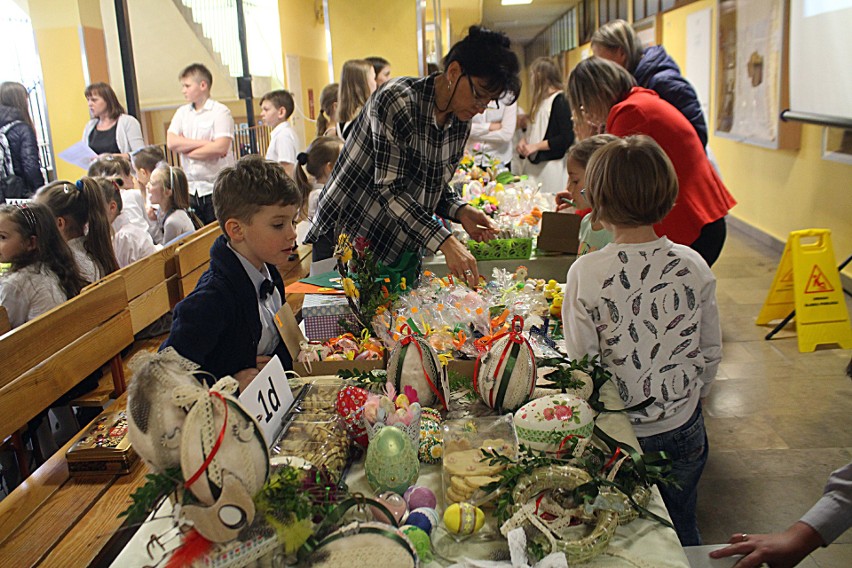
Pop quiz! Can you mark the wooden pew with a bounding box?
[173,223,221,300]
[0,306,10,335]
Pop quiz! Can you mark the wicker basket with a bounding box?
[467,238,534,260]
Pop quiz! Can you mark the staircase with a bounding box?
[171,0,284,88]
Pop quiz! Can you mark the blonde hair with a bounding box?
[528,57,564,122]
[591,19,645,72]
[567,134,619,168]
[585,135,678,227]
[566,57,636,128]
[152,164,203,229]
[337,60,373,124]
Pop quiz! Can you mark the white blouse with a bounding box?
[0,263,68,328]
[67,237,103,283]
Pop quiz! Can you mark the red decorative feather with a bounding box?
[165,528,213,568]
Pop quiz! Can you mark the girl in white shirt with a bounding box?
[0,203,86,328]
[88,154,149,232]
[293,136,343,246]
[94,177,157,267]
[147,164,202,245]
[35,178,120,283]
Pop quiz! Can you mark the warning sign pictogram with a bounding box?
[757,229,851,352]
[804,265,835,294]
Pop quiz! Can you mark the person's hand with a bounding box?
[458,205,498,243]
[708,523,824,568]
[555,189,574,212]
[516,138,530,158]
[256,355,272,370]
[234,367,260,391]
[488,121,502,132]
[147,207,157,222]
[439,235,480,288]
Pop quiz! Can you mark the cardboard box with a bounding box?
[301,294,359,340]
[537,212,581,254]
[276,303,386,377]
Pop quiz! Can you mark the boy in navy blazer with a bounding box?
[162,156,299,389]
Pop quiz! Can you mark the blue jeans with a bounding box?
[637,403,708,546]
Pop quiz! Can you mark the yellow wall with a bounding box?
[327,0,419,79]
[661,0,852,280]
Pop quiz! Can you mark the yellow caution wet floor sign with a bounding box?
[757,229,852,352]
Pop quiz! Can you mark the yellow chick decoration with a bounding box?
[550,293,564,319]
[544,279,561,300]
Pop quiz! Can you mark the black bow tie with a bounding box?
[259,279,275,300]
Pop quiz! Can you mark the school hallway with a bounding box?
[696,222,852,566]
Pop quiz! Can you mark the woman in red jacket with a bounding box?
[566,57,735,266]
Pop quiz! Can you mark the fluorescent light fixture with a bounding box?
[502,0,533,5]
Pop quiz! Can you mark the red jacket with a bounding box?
[607,87,736,245]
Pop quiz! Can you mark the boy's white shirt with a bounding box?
[563,236,721,438]
[265,121,298,164]
[226,242,283,357]
[118,189,150,231]
[112,212,158,268]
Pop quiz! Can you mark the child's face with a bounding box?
[135,166,151,186]
[259,100,287,127]
[147,171,171,207]
[180,76,207,105]
[231,204,299,269]
[0,216,35,263]
[566,157,590,209]
[375,66,391,87]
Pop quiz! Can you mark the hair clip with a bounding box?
[15,203,38,232]
[75,179,84,191]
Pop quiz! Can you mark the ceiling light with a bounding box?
[501,0,533,5]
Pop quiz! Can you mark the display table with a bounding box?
[421,251,576,282]
[110,381,689,567]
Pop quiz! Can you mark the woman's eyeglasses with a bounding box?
[465,75,499,110]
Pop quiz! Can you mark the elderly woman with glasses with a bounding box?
[566,57,736,267]
[307,26,521,287]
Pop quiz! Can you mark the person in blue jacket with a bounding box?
[590,19,708,148]
[161,156,297,388]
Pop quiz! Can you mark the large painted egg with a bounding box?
[365,425,420,494]
[418,417,443,464]
[474,317,536,413]
[336,385,370,447]
[513,394,595,454]
[387,335,447,409]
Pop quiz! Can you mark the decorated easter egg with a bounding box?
[406,507,439,535]
[336,385,370,446]
[420,407,443,425]
[365,426,420,494]
[387,334,447,409]
[370,491,408,524]
[401,525,433,562]
[418,418,443,464]
[474,316,536,413]
[514,394,595,453]
[443,502,485,536]
[404,485,438,510]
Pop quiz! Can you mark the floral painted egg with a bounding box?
[418,417,443,464]
[443,502,485,536]
[387,335,447,409]
[336,385,370,447]
[365,425,420,494]
[513,394,595,454]
[474,316,536,413]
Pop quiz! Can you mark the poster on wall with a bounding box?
[715,0,786,147]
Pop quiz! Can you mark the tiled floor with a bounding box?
[697,226,852,567]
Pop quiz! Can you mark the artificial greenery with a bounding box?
[119,467,196,524]
[447,369,479,401]
[335,234,399,337]
[337,368,388,392]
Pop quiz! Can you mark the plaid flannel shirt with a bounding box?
[306,75,470,265]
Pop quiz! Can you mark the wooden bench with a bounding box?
[0,277,133,480]
[173,223,221,301]
[0,306,10,335]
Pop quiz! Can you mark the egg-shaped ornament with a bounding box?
[474,316,537,413]
[387,332,447,410]
[371,491,409,524]
[365,425,420,494]
[336,385,370,447]
[514,394,595,454]
[418,417,443,464]
[443,502,485,536]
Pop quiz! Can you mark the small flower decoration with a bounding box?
[342,277,359,299]
[554,404,573,421]
[335,233,353,264]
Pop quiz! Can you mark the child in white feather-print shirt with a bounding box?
[562,136,721,547]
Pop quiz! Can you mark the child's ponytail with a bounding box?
[293,152,313,217]
[0,203,86,298]
[36,179,119,277]
[293,136,342,219]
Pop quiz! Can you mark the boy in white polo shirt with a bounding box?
[167,63,235,224]
[260,89,299,177]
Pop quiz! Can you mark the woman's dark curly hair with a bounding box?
[443,26,521,104]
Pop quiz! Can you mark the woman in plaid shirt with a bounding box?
[307,26,521,287]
